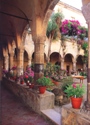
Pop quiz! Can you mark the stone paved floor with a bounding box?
[1,82,50,125]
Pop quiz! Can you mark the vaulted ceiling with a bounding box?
[0,0,59,59]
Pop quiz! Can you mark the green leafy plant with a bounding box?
[60,76,73,91]
[36,76,53,86]
[64,83,86,98]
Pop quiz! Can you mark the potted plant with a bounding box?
[23,66,34,88]
[64,83,86,109]
[36,76,53,94]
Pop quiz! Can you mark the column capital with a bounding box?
[72,58,77,63]
[19,48,24,54]
[10,52,14,56]
[33,35,46,44]
[61,57,64,62]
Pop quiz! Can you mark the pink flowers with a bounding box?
[60,19,88,39]
[72,83,77,88]
[23,67,34,83]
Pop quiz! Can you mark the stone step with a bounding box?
[41,108,61,125]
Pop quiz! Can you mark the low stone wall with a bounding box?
[61,104,90,125]
[2,77,55,114]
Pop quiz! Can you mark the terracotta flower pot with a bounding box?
[39,86,46,94]
[70,97,83,109]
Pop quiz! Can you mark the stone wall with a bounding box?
[61,104,90,125]
[2,77,55,114]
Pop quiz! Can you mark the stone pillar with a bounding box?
[17,49,24,75]
[0,59,3,80]
[61,57,64,69]
[34,36,44,81]
[83,63,87,71]
[28,56,32,66]
[4,55,9,70]
[9,53,14,70]
[82,4,90,110]
[73,59,76,72]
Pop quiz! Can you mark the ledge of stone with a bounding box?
[61,104,90,125]
[2,77,55,114]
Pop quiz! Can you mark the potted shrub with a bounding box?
[64,83,86,109]
[36,76,53,94]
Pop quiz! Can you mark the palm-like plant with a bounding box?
[46,12,64,62]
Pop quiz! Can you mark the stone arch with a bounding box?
[13,48,18,67]
[40,0,60,36]
[44,53,47,65]
[64,53,74,75]
[22,24,31,46]
[76,55,83,71]
[50,52,61,65]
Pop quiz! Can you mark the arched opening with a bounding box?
[44,53,47,65]
[76,55,83,71]
[64,53,73,75]
[50,52,61,65]
[13,48,18,66]
[32,52,35,63]
[24,50,28,71]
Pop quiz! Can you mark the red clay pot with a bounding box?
[39,86,46,94]
[70,97,83,109]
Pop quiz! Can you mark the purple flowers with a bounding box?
[60,19,88,40]
[23,67,34,83]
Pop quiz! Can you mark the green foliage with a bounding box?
[82,42,88,64]
[36,76,53,86]
[44,63,53,77]
[82,42,88,50]
[51,12,64,21]
[53,65,60,72]
[64,83,86,98]
[44,63,61,78]
[46,20,58,39]
[60,76,73,91]
[46,12,64,39]
[80,71,87,77]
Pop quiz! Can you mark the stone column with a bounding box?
[9,53,14,70]
[0,59,2,80]
[34,36,45,81]
[61,57,64,69]
[28,56,32,66]
[82,4,90,110]
[17,49,24,75]
[83,63,87,71]
[4,55,9,70]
